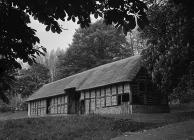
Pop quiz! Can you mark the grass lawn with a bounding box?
[0,115,162,140]
[0,103,194,140]
[0,111,27,121]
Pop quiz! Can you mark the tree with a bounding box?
[3,0,148,33]
[10,63,50,98]
[0,0,148,102]
[141,0,194,98]
[0,3,46,69]
[56,20,132,80]
[126,30,147,55]
[0,0,149,70]
[0,69,15,103]
[36,48,65,82]
[0,2,46,102]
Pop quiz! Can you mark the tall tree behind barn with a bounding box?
[55,20,132,80]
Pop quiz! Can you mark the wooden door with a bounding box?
[80,100,85,114]
[46,98,51,114]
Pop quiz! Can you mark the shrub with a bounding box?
[0,103,12,113]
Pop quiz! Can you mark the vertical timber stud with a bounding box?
[35,100,38,116]
[38,100,40,116]
[28,102,31,116]
[35,101,36,116]
[129,83,133,114]
[57,97,58,114]
[104,87,106,107]
[99,88,101,108]
[33,101,35,116]
[145,82,147,105]
[109,87,111,107]
[122,84,124,114]
[39,100,41,116]
[110,86,112,106]
[36,101,37,116]
[29,102,31,116]
[95,89,97,111]
[40,100,41,116]
[116,84,118,105]
[84,91,85,114]
[89,90,91,114]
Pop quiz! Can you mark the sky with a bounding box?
[29,17,98,52]
[29,18,79,52]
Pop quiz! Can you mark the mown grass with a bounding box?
[1,103,194,140]
[0,115,160,140]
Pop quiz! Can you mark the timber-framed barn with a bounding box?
[26,55,169,116]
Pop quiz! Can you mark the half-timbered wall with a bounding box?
[29,100,46,116]
[50,96,68,114]
[28,95,68,116]
[80,82,131,114]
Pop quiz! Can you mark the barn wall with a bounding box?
[95,103,132,114]
[80,82,132,114]
[50,96,68,114]
[95,106,122,114]
[29,99,46,116]
[28,95,68,116]
[130,68,165,105]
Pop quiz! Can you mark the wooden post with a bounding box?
[89,90,91,114]
[95,89,97,111]
[129,85,133,114]
[28,102,31,117]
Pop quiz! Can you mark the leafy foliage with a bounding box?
[0,67,16,103]
[170,64,194,103]
[126,31,147,55]
[0,1,45,101]
[0,3,46,69]
[5,0,148,33]
[10,63,50,98]
[141,0,194,96]
[0,0,148,102]
[56,20,132,80]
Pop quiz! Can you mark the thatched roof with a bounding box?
[27,55,142,101]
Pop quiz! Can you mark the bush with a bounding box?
[0,103,12,112]
[16,102,28,111]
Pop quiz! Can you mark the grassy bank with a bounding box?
[1,103,194,140]
[0,115,161,140]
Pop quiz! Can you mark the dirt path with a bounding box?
[112,119,194,140]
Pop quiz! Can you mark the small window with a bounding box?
[118,95,122,105]
[122,94,129,102]
[101,97,105,107]
[96,98,101,108]
[106,96,111,107]
[112,96,117,105]
[117,94,130,105]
